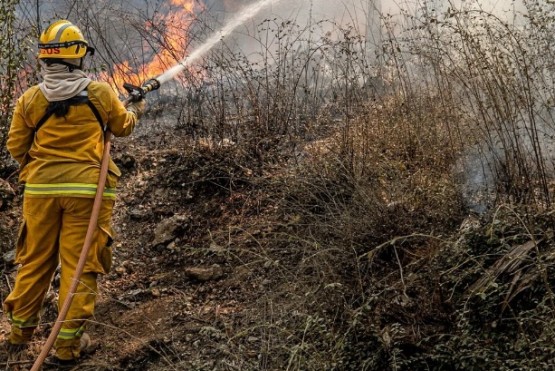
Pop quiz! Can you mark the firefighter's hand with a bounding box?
[127,99,146,119]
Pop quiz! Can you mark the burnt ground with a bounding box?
[0,118,300,370]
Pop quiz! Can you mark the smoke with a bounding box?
[377,0,527,16]
[217,0,528,28]
[455,148,497,214]
[223,0,377,31]
[198,0,529,58]
[29,0,528,50]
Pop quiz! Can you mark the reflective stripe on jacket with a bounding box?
[7,81,138,192]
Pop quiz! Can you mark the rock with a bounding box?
[3,250,16,265]
[128,207,149,221]
[0,179,15,210]
[152,214,190,247]
[123,288,150,302]
[208,242,225,253]
[166,241,178,252]
[199,326,225,340]
[116,154,136,169]
[184,264,224,282]
[115,260,133,275]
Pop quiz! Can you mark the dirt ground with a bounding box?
[0,117,287,370]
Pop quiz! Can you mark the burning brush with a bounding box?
[116,0,279,103]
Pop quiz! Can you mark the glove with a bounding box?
[127,99,146,119]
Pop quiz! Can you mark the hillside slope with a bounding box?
[2,107,555,370]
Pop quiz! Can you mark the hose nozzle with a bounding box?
[123,78,161,102]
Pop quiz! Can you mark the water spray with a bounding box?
[123,0,280,101]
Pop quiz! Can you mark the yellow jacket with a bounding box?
[7,81,138,199]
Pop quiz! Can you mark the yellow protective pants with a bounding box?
[3,196,114,360]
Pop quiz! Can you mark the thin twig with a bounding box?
[4,274,12,292]
[393,245,408,299]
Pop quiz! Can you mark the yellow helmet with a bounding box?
[38,20,94,59]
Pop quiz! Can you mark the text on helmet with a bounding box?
[40,48,61,55]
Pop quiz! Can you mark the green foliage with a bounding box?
[0,0,33,172]
[0,0,20,160]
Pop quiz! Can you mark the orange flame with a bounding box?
[100,0,203,92]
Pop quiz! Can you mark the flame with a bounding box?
[100,0,203,92]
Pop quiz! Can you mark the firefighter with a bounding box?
[4,19,145,366]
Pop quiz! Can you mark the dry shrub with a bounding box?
[241,93,467,370]
[295,94,464,248]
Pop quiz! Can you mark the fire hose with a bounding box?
[31,78,160,371]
